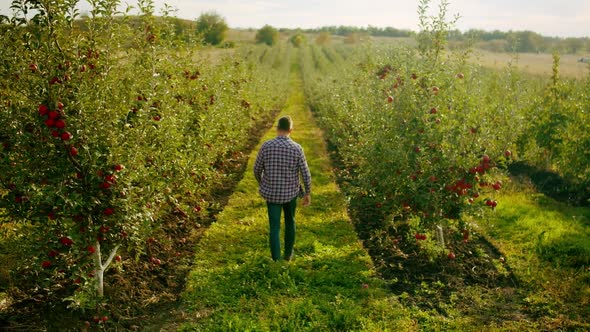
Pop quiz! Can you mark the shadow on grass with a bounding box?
[508,161,590,207]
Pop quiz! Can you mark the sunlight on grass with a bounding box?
[488,192,590,267]
[481,191,590,326]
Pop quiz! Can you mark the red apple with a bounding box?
[114,164,124,171]
[115,255,122,262]
[69,146,78,156]
[153,115,161,121]
[55,119,66,129]
[57,102,64,110]
[51,130,60,138]
[387,95,394,103]
[362,283,369,289]
[41,261,52,269]
[448,252,456,260]
[462,230,469,240]
[38,104,49,116]
[504,150,512,158]
[103,207,114,216]
[49,76,61,85]
[482,155,491,163]
[430,107,437,114]
[29,63,38,72]
[45,119,56,127]
[61,131,72,141]
[492,182,502,191]
[87,245,96,254]
[104,174,116,183]
[59,237,73,246]
[431,86,439,95]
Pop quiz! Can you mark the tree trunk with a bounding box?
[94,241,121,297]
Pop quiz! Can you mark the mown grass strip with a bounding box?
[178,62,413,331]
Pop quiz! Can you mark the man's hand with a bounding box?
[302,194,311,207]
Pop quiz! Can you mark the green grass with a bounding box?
[177,62,414,331]
[482,190,590,325]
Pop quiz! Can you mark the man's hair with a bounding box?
[277,116,293,131]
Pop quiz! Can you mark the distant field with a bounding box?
[474,51,589,79]
[226,29,257,43]
[225,30,588,79]
[338,35,589,79]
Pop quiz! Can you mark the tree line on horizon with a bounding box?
[2,9,588,54]
[297,26,589,54]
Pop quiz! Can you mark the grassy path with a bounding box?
[176,64,413,331]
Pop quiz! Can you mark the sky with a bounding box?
[0,0,589,38]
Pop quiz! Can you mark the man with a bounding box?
[254,116,311,261]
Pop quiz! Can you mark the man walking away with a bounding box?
[254,116,312,261]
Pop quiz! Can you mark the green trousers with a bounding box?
[266,197,297,261]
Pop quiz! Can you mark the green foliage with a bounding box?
[303,0,514,232]
[0,0,290,324]
[195,12,228,45]
[518,52,590,187]
[289,32,307,48]
[256,24,279,46]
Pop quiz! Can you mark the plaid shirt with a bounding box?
[254,136,312,204]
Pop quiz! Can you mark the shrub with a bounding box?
[196,12,229,45]
[315,32,332,45]
[256,25,279,46]
[290,33,307,47]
